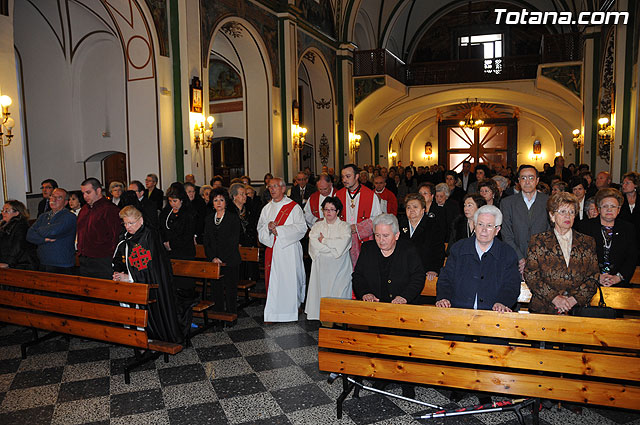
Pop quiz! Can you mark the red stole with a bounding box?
[309,188,335,219]
[264,200,298,293]
[337,186,375,223]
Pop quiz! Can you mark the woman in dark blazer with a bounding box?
[579,188,637,287]
[618,172,640,265]
[524,192,599,314]
[203,187,242,316]
[0,200,36,270]
[448,194,486,250]
[398,193,445,279]
[159,185,196,261]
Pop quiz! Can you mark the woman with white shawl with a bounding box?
[305,196,353,320]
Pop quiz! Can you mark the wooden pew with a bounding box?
[237,246,266,306]
[421,278,640,312]
[170,259,236,339]
[0,268,182,384]
[318,298,640,419]
[195,244,206,260]
[631,266,640,285]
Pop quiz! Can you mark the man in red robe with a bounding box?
[336,164,382,267]
[303,173,335,228]
[373,175,398,216]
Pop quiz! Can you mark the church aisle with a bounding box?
[0,304,638,425]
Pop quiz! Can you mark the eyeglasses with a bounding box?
[322,208,337,213]
[50,196,65,201]
[1,208,15,214]
[123,218,141,227]
[41,185,53,190]
[600,204,620,210]
[518,175,536,181]
[476,223,499,230]
[555,209,576,216]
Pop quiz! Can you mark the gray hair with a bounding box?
[435,183,450,198]
[199,184,213,196]
[270,177,286,187]
[146,173,158,183]
[473,205,503,226]
[109,181,124,192]
[492,175,509,191]
[229,183,246,199]
[372,213,399,234]
[584,196,597,211]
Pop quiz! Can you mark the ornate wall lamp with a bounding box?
[530,139,542,161]
[292,100,307,152]
[194,115,214,149]
[0,95,15,202]
[389,150,398,166]
[572,129,583,149]
[422,141,433,161]
[598,117,613,162]
[348,114,361,155]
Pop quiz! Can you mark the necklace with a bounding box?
[215,212,224,225]
[601,227,613,250]
[348,185,361,209]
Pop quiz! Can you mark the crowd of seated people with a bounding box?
[2,160,639,360]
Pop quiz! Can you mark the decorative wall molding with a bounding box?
[221,21,243,38]
[314,98,331,109]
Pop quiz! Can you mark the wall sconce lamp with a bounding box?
[194,115,214,149]
[292,100,307,152]
[572,129,584,149]
[422,141,433,160]
[0,95,15,202]
[598,117,613,143]
[348,114,360,155]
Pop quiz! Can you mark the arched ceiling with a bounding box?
[348,0,611,62]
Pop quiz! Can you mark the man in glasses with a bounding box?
[436,205,520,312]
[27,188,76,274]
[500,164,550,274]
[37,179,58,217]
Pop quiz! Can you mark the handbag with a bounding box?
[570,285,617,319]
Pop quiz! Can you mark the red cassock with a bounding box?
[375,188,398,216]
[336,185,378,267]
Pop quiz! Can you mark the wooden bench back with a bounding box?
[239,246,259,262]
[318,298,640,410]
[421,278,640,311]
[195,244,206,259]
[171,259,222,279]
[0,269,151,349]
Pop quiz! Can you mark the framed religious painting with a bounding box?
[190,76,203,113]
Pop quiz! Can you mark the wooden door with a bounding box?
[102,152,127,187]
[444,124,512,173]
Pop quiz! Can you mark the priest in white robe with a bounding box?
[257,177,307,322]
[305,196,352,320]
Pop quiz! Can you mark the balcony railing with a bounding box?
[353,33,582,86]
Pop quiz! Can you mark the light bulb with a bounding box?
[0,95,11,107]
[207,116,214,125]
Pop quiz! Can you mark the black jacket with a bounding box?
[289,184,316,208]
[618,196,640,265]
[578,217,638,285]
[352,239,425,304]
[398,214,445,273]
[37,198,51,217]
[0,217,37,269]
[159,205,196,260]
[203,210,242,267]
[147,187,164,211]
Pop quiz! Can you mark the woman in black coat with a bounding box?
[159,185,196,261]
[203,188,242,316]
[579,188,638,287]
[0,200,36,270]
[398,193,445,279]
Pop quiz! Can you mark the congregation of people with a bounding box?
[2,156,639,355]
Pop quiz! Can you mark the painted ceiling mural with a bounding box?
[209,59,243,101]
[143,0,169,56]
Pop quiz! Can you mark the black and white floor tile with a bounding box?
[1,303,639,425]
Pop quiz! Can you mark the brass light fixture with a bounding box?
[194,115,214,149]
[572,129,583,149]
[292,100,307,152]
[348,114,361,154]
[0,95,15,202]
[598,116,613,162]
[422,141,433,160]
[459,98,486,129]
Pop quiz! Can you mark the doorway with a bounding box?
[212,137,244,186]
[102,152,127,187]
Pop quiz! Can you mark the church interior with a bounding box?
[1,0,640,424]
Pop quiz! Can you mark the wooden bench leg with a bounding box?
[532,398,541,425]
[21,329,59,359]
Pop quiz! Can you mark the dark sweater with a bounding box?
[27,209,77,267]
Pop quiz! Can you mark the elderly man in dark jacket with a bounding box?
[436,205,521,312]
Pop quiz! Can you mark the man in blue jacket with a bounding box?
[27,188,77,274]
[436,205,520,312]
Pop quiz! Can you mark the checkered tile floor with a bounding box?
[1,304,639,425]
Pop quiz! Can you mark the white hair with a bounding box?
[473,205,503,226]
[492,175,509,191]
[435,183,450,198]
[372,213,399,234]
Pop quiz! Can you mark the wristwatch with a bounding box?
[616,272,624,282]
